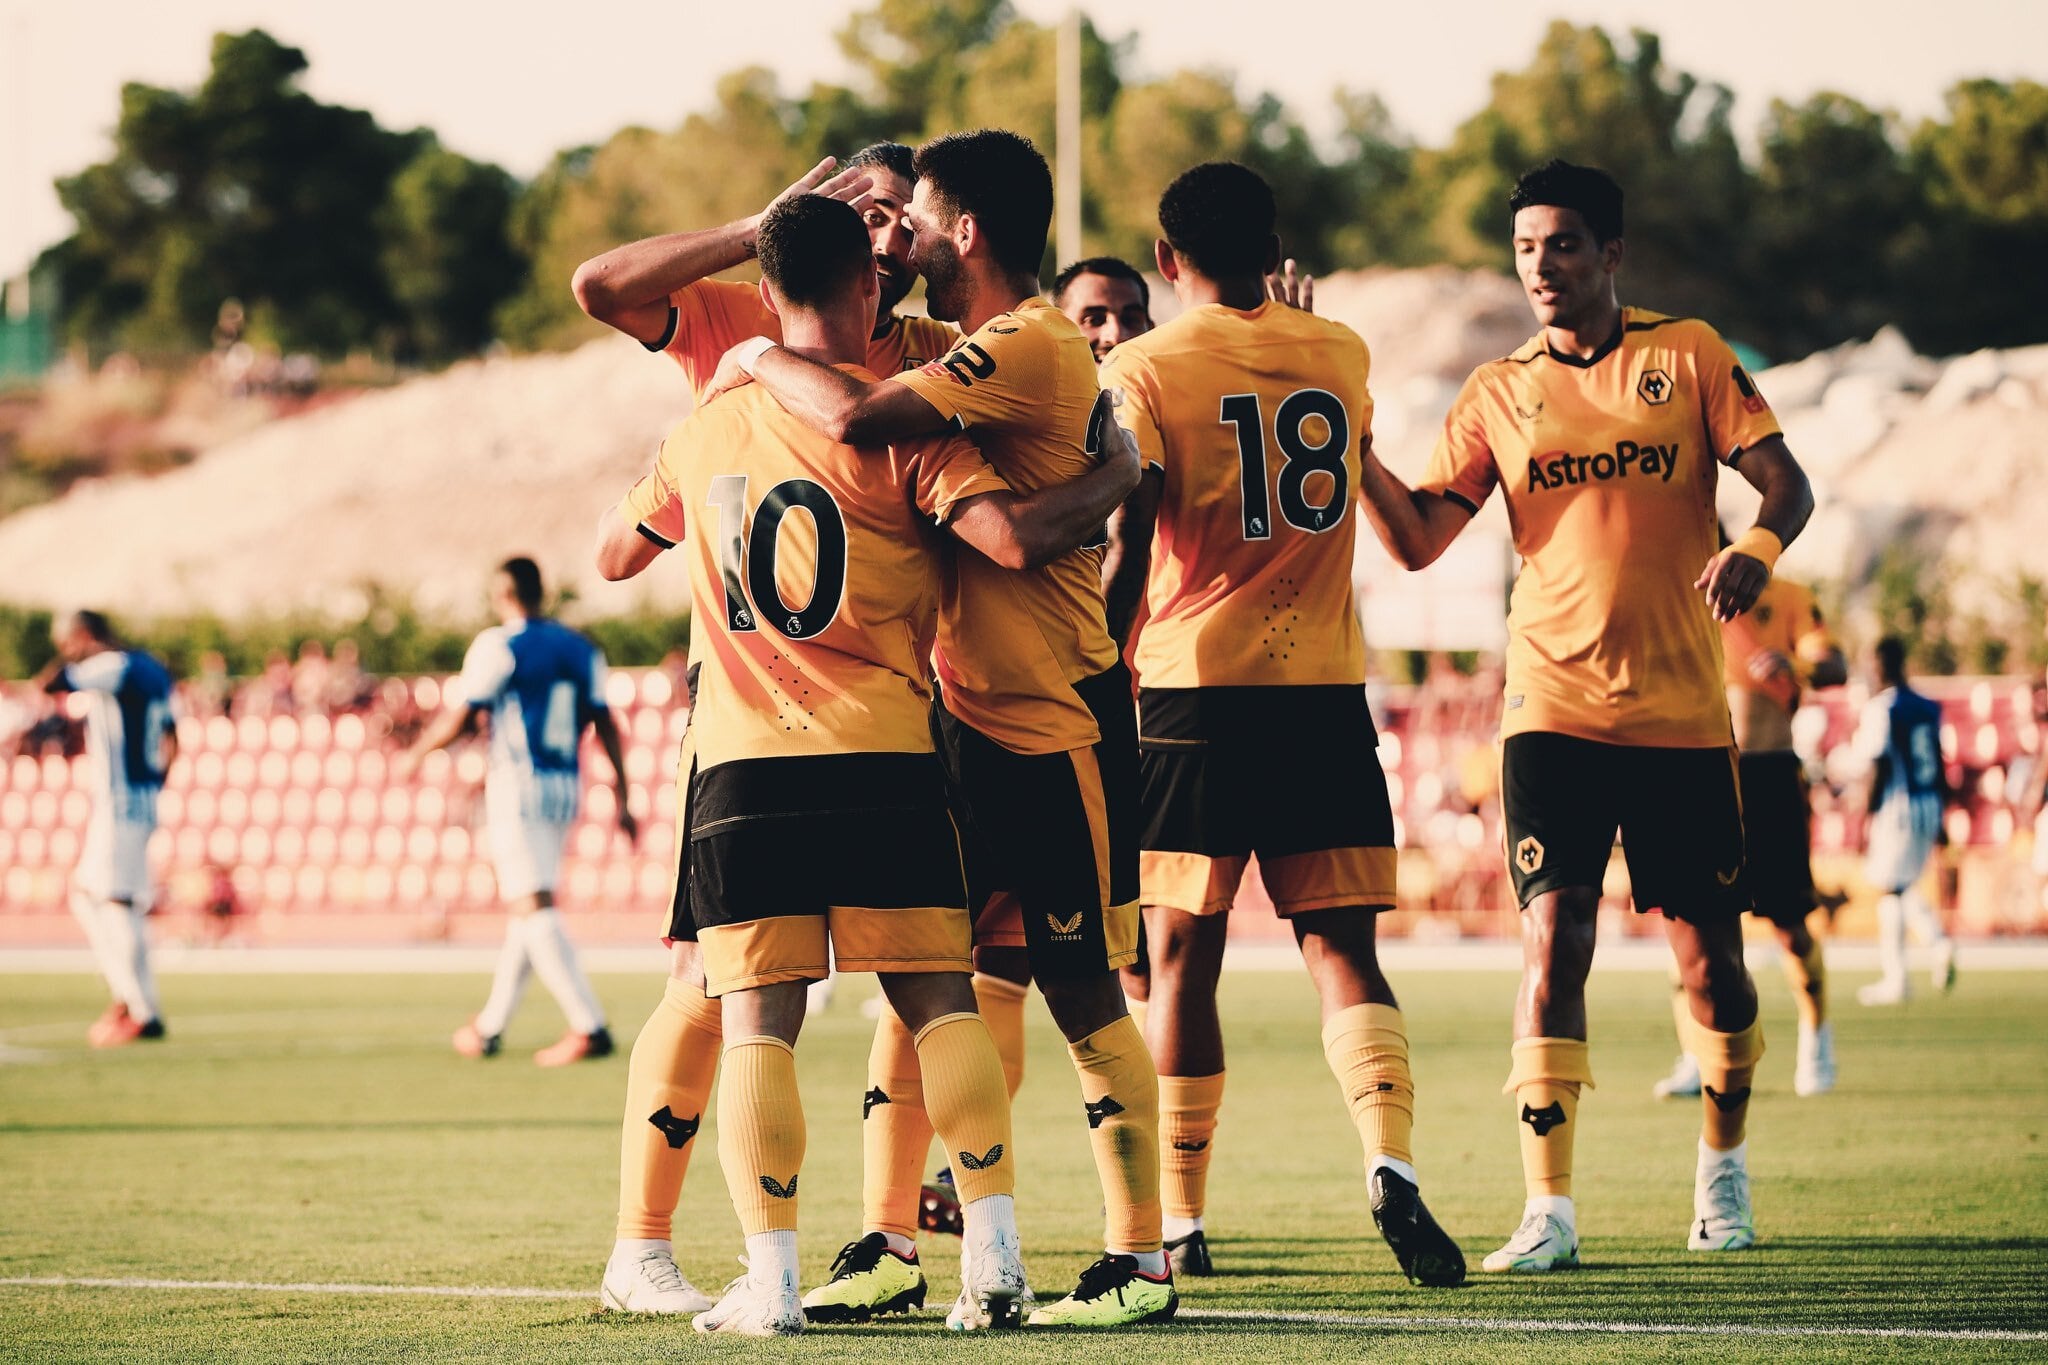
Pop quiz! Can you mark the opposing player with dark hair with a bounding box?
[1355,159,1816,1271]
[1851,637,1956,1006]
[38,610,177,1047]
[709,128,1176,1328]
[1098,161,1463,1288]
[655,191,1136,1335]
[400,558,636,1068]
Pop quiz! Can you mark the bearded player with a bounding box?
[714,129,1173,1327]
[577,144,961,1316]
[1355,160,1815,1270]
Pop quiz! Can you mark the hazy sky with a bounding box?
[4,0,2043,277]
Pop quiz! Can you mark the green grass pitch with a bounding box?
[2,962,2045,1362]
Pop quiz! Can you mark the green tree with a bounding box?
[1747,94,1920,355]
[1418,24,1751,332]
[1902,80,2048,352]
[380,145,525,362]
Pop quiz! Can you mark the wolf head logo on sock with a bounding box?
[957,1143,1005,1171]
[1704,1084,1752,1113]
[1520,1101,1567,1136]
[1085,1096,1125,1129]
[647,1106,700,1150]
[758,1174,799,1200]
[862,1086,891,1119]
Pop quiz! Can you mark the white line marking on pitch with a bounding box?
[1,1277,2041,1342]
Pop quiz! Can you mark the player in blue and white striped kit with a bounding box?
[401,558,638,1065]
[36,611,177,1047]
[1852,637,1956,1005]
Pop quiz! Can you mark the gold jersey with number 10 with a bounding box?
[1098,300,1374,690]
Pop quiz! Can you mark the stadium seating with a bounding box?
[2,669,2041,938]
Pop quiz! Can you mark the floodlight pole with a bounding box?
[1055,7,1082,272]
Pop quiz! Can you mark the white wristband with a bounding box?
[733,336,776,375]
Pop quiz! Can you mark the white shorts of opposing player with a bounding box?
[1860,798,1954,1006]
[474,788,604,1040]
[69,804,162,1024]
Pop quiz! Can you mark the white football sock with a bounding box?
[875,1231,917,1257]
[1371,1153,1420,1185]
[68,889,121,1002]
[524,908,605,1034]
[1161,1213,1203,1241]
[1525,1193,1574,1224]
[963,1192,1018,1254]
[95,901,156,1022]
[1109,1245,1168,1275]
[1901,887,1947,948]
[1699,1138,1747,1170]
[474,917,533,1038]
[1875,893,1907,985]
[612,1237,672,1260]
[745,1230,799,1289]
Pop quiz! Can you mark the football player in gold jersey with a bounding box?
[1654,563,1847,1101]
[580,143,960,1317]
[1355,161,1816,1271]
[712,129,1174,1328]
[1098,161,1463,1288]
[653,193,1138,1334]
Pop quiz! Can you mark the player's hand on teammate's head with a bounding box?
[762,157,874,231]
[1265,258,1314,314]
[1696,546,1771,622]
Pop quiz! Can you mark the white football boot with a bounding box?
[1652,1052,1702,1099]
[1689,1145,1757,1251]
[694,1261,803,1337]
[600,1241,715,1313]
[946,1223,1030,1331]
[1481,1204,1579,1273]
[1857,976,1908,1006]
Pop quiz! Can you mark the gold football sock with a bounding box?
[616,977,722,1240]
[1159,1072,1225,1220]
[1323,1003,1414,1166]
[1691,1018,1764,1152]
[1069,1015,1163,1252]
[1783,939,1827,1030]
[1666,965,1692,1054]
[718,1036,805,1236]
[973,973,1029,1098]
[1505,1038,1594,1199]
[860,1005,932,1240]
[1128,995,1149,1037]
[914,1012,1016,1203]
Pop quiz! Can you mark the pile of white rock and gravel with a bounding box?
[0,268,2039,639]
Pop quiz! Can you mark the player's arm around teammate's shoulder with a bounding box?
[595,431,691,581]
[941,389,1143,570]
[704,333,945,446]
[569,156,873,345]
[1093,344,1165,644]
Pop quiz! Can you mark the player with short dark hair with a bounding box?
[1098,161,1463,1288]
[578,143,962,1317]
[657,192,1136,1336]
[1354,159,1817,1271]
[1053,257,1153,362]
[398,559,636,1068]
[38,610,177,1047]
[708,128,1176,1329]
[1852,638,1956,1006]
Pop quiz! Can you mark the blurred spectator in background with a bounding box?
[326,638,372,712]
[291,641,332,714]
[188,650,235,719]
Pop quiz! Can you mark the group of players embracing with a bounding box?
[567,126,1816,1336]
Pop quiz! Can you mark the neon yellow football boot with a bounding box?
[1026,1254,1176,1327]
[801,1233,926,1323]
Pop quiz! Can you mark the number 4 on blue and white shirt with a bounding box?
[457,619,609,824]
